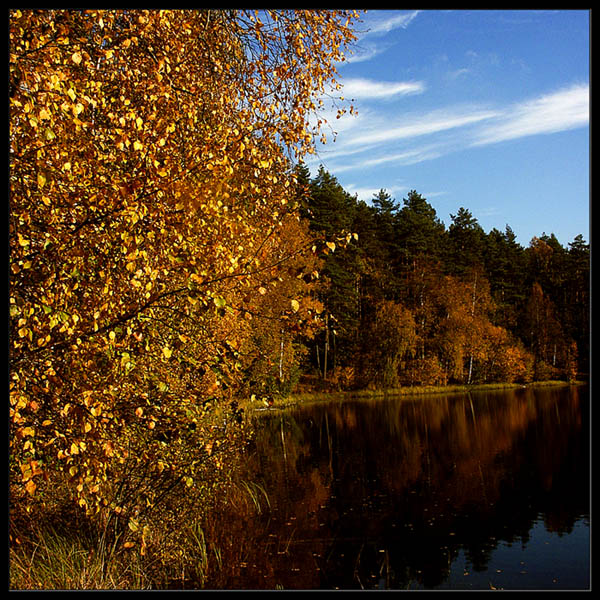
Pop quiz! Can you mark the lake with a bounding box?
[219,385,590,590]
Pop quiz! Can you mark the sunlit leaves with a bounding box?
[213,297,227,310]
[9,8,360,530]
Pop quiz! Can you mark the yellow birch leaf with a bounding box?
[162,346,172,359]
[128,518,139,532]
[25,479,37,496]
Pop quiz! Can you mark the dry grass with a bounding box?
[9,472,272,590]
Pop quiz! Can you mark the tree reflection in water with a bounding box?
[213,385,589,590]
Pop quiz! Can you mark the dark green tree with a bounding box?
[564,234,590,374]
[305,166,360,375]
[370,189,403,299]
[307,165,355,236]
[396,190,446,268]
[484,225,527,331]
[446,207,486,276]
[372,188,398,214]
[293,161,312,215]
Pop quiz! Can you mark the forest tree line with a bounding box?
[285,164,589,391]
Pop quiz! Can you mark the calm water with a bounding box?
[221,385,590,590]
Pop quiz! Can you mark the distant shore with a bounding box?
[250,380,587,412]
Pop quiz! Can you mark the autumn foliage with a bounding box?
[303,181,588,391]
[10,8,359,535]
[9,11,589,569]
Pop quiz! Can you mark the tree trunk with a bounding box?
[279,329,285,381]
[323,313,329,380]
[467,353,474,384]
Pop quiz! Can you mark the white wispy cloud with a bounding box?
[308,104,497,174]
[329,144,445,173]
[344,183,408,201]
[341,78,425,100]
[344,43,387,64]
[446,67,471,81]
[313,82,589,177]
[308,78,589,194]
[362,10,421,36]
[471,83,589,146]
[343,11,422,64]
[359,145,444,168]
[344,107,500,148]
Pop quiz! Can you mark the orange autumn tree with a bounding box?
[239,212,325,398]
[10,8,359,530]
[435,269,530,384]
[362,300,417,389]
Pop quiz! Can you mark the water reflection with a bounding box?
[220,386,589,590]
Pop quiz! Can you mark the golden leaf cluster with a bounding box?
[9,9,360,524]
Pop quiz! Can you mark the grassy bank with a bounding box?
[9,474,270,590]
[254,380,586,411]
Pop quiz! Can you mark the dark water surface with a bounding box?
[223,385,590,590]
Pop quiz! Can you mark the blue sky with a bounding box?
[306,9,589,248]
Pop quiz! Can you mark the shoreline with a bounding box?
[250,379,587,412]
